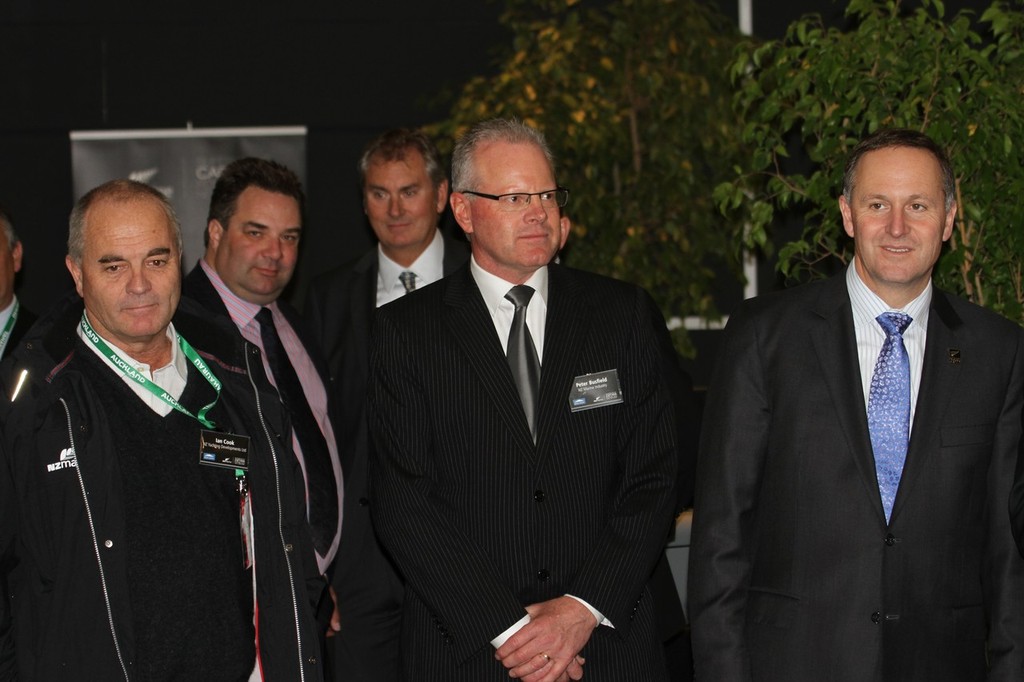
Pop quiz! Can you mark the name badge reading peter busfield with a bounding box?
[569,369,624,412]
[199,430,251,471]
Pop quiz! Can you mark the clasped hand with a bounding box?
[495,596,597,681]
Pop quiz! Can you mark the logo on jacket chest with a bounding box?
[46,447,77,473]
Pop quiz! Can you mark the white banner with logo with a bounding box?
[70,126,307,269]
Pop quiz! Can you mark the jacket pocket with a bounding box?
[746,588,800,629]
[940,423,993,449]
[952,604,986,640]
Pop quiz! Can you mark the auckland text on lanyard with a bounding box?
[79,312,222,428]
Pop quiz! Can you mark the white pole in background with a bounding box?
[673,0,757,332]
[738,0,758,302]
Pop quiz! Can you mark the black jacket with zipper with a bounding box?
[0,294,325,682]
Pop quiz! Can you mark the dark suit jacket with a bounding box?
[182,263,342,568]
[303,231,467,682]
[366,263,678,680]
[689,273,1024,682]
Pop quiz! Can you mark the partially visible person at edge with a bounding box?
[0,204,36,360]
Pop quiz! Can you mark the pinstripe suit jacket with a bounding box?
[367,263,677,680]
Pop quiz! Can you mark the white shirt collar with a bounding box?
[469,257,549,315]
[0,295,17,331]
[846,261,931,330]
[377,228,445,289]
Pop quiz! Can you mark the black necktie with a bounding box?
[255,307,337,557]
[505,285,541,442]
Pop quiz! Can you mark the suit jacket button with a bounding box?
[871,611,881,624]
[534,490,545,502]
[884,533,896,546]
[537,569,550,582]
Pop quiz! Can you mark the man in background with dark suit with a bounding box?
[0,206,36,359]
[305,128,468,682]
[367,118,677,681]
[182,157,344,585]
[689,129,1024,681]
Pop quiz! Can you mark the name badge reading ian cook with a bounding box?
[199,430,251,471]
[569,369,623,412]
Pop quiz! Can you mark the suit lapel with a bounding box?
[535,265,590,458]
[182,263,232,320]
[889,290,962,523]
[443,268,538,459]
[440,231,470,275]
[809,277,887,524]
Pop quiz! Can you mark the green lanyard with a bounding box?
[80,312,222,429]
[0,300,19,358]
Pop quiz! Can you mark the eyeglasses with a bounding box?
[460,188,570,211]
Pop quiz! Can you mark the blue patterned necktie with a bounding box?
[868,311,913,523]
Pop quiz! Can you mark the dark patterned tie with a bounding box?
[399,271,417,293]
[868,311,912,523]
[255,307,337,556]
[505,285,541,442]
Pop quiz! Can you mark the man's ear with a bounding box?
[65,254,84,298]
[435,179,450,214]
[839,195,855,239]
[206,219,225,255]
[11,241,22,274]
[450,192,474,238]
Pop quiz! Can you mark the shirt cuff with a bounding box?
[566,594,613,629]
[491,614,531,648]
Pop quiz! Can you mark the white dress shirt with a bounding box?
[470,257,549,362]
[78,316,188,415]
[376,228,446,307]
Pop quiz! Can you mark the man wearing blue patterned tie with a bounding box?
[690,129,1024,682]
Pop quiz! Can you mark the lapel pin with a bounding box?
[948,348,961,365]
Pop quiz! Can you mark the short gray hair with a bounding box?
[69,180,182,264]
[451,118,556,192]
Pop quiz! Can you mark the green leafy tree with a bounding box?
[715,0,1024,322]
[429,0,748,353]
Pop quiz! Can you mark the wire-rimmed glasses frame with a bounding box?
[459,187,569,211]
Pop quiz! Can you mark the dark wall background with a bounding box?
[0,0,993,384]
[1,0,514,313]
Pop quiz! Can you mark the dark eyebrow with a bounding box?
[97,247,171,264]
[241,221,301,234]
